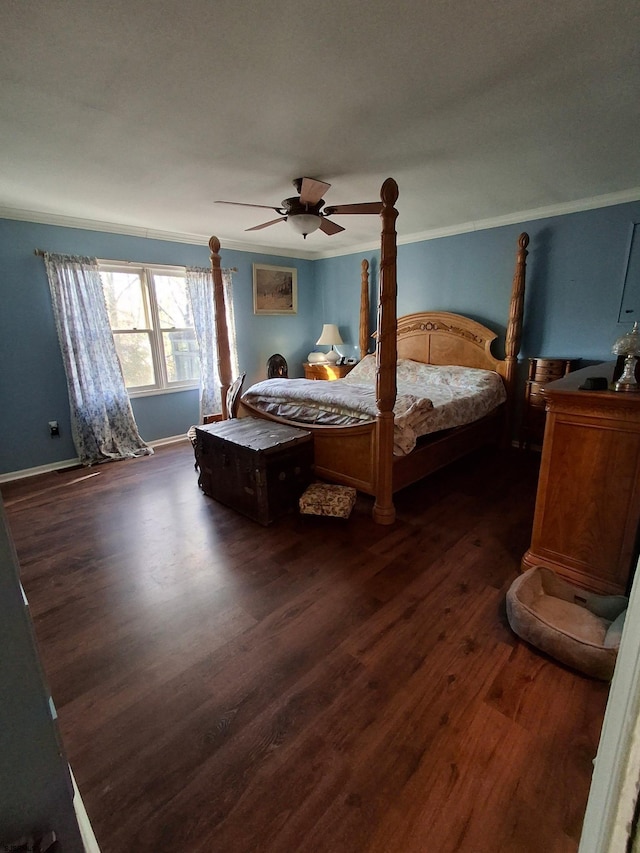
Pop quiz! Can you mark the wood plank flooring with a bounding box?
[2,442,609,853]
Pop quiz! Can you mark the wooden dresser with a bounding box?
[520,357,581,449]
[303,362,354,380]
[522,362,640,595]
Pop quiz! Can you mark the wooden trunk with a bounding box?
[195,418,313,526]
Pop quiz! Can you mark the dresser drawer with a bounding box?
[520,357,581,450]
[303,362,354,380]
[527,384,548,408]
[531,365,566,382]
[528,358,582,382]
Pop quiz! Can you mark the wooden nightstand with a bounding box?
[303,362,355,380]
[520,357,581,449]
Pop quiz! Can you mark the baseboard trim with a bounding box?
[0,436,189,484]
[0,457,81,483]
[71,767,101,852]
[149,434,190,448]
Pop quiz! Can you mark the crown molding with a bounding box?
[2,186,640,262]
[0,206,321,260]
[0,206,212,245]
[317,186,640,259]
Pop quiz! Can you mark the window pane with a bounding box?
[163,330,199,383]
[155,275,193,329]
[114,332,155,387]
[102,271,149,329]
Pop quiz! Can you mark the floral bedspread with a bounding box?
[242,355,506,456]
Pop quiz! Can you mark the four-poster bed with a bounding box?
[208,178,529,525]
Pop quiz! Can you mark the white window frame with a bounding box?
[99,260,199,397]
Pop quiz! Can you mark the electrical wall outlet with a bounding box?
[48,420,59,437]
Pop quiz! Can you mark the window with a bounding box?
[100,262,199,395]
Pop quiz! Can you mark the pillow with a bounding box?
[345,356,502,393]
[343,354,376,383]
[395,360,498,388]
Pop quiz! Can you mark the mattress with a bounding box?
[242,356,507,456]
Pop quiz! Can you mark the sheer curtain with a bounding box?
[186,267,239,421]
[43,253,152,466]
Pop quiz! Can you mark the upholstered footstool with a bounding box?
[299,482,357,519]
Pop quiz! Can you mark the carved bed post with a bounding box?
[359,259,370,360]
[504,232,529,439]
[209,236,233,419]
[373,178,399,525]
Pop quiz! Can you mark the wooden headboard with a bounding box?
[360,231,528,405]
[390,232,529,403]
[396,312,504,372]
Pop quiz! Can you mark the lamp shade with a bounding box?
[289,214,322,238]
[316,324,343,346]
[612,322,640,356]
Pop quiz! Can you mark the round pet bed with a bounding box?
[506,567,628,680]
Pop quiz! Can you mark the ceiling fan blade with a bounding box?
[323,202,383,216]
[299,177,331,206]
[319,217,345,236]
[215,200,281,212]
[245,216,287,232]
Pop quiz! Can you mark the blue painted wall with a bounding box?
[0,220,316,474]
[1,199,638,476]
[318,202,640,366]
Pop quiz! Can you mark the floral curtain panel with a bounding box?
[186,267,239,422]
[43,253,152,466]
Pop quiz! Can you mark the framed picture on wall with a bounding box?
[253,263,297,315]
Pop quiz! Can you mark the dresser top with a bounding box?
[544,362,615,393]
[543,361,640,415]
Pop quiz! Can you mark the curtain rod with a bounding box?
[34,249,237,272]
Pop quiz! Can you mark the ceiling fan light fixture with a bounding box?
[288,213,322,238]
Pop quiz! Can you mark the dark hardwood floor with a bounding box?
[2,442,609,853]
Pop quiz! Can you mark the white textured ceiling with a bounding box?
[1,0,639,259]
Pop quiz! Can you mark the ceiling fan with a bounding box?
[215,177,382,239]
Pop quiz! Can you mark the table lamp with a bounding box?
[316,323,344,364]
[612,321,640,392]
